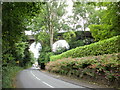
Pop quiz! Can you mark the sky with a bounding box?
[29,42,41,59]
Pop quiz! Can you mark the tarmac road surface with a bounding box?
[16,67,91,89]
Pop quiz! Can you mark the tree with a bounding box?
[30,1,67,50]
[2,2,46,88]
[89,2,120,41]
[28,1,68,68]
[2,2,43,66]
[73,2,95,39]
[63,31,76,42]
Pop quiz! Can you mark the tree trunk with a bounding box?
[46,3,54,51]
[50,12,54,51]
[83,18,86,40]
[50,23,54,51]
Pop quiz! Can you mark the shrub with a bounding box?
[46,53,120,88]
[50,35,120,61]
[38,50,54,69]
[2,66,23,88]
[69,40,84,49]
[89,24,113,41]
[45,52,54,63]
[63,31,76,42]
[54,47,68,55]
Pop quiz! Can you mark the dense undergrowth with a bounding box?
[46,53,120,88]
[50,35,120,61]
[2,66,23,88]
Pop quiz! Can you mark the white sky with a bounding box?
[25,31,33,35]
[63,0,73,18]
[29,42,42,59]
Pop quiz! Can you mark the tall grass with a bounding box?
[2,66,23,88]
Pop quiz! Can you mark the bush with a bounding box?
[38,46,51,63]
[54,47,68,55]
[63,31,76,42]
[38,51,54,69]
[2,66,23,88]
[45,52,54,63]
[46,53,120,88]
[69,40,84,49]
[38,52,54,64]
[89,24,113,41]
[50,35,120,61]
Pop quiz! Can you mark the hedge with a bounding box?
[46,53,120,88]
[50,35,120,61]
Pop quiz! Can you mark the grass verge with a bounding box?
[2,65,23,88]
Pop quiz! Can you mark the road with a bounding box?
[16,67,91,89]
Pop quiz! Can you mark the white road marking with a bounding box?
[30,70,54,88]
[42,81,54,88]
[31,71,41,81]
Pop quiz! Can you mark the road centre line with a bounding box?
[30,70,54,88]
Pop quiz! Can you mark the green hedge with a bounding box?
[50,35,120,61]
[46,53,120,88]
